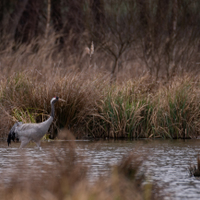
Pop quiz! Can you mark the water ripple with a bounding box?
[1,139,200,199]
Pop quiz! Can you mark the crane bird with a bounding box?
[7,96,65,148]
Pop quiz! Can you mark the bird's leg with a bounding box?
[35,141,42,150]
[19,140,30,148]
[35,141,41,148]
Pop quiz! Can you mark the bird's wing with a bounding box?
[14,117,53,143]
[16,123,39,135]
[16,123,43,141]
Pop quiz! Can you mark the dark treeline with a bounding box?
[0,0,200,79]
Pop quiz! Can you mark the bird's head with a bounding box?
[50,96,66,104]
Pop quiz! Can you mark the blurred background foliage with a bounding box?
[0,0,200,80]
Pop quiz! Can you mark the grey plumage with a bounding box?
[7,96,65,148]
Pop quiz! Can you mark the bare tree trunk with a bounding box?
[15,0,40,43]
[0,0,5,37]
[6,0,28,43]
[168,0,178,79]
[51,0,64,45]
[64,0,84,49]
[138,1,154,75]
[45,0,51,42]
[65,0,84,35]
[155,0,169,46]
[90,0,104,26]
[110,58,118,84]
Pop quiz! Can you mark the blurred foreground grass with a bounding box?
[0,140,165,200]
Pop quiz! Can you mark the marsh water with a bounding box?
[1,139,200,199]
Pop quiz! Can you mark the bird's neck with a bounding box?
[50,102,55,118]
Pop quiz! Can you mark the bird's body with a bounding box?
[7,97,65,148]
[15,117,53,148]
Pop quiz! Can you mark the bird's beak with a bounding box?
[59,98,66,102]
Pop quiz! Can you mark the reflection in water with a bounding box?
[1,139,200,199]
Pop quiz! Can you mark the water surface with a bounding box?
[1,139,200,199]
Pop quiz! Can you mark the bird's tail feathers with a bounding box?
[7,131,12,146]
[7,122,22,146]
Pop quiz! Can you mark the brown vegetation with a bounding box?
[0,1,200,139]
[0,1,198,199]
[1,57,200,139]
[0,0,200,79]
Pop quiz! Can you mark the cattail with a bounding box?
[85,42,94,58]
[90,41,94,57]
[85,47,90,55]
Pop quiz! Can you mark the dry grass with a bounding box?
[0,70,104,138]
[152,76,200,138]
[1,70,200,140]
[1,36,200,139]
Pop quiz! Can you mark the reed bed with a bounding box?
[1,37,200,139]
[1,70,200,139]
[0,72,200,138]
